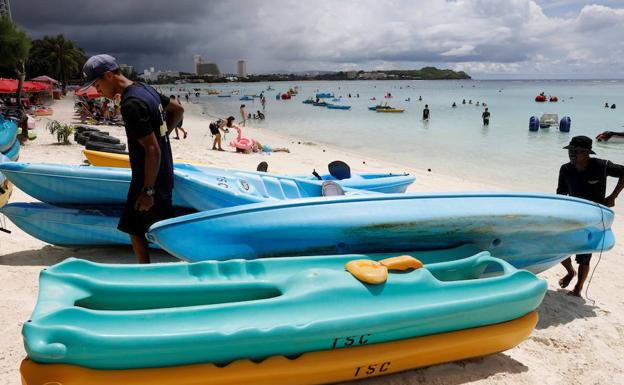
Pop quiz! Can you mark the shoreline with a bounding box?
[0,94,623,385]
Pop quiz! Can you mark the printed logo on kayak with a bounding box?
[239,179,250,191]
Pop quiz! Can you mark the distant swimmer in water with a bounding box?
[462,99,466,104]
[468,99,472,104]
[452,102,457,107]
[422,104,430,121]
[418,96,422,101]
[611,104,616,109]
[405,97,411,102]
[605,102,609,108]
[476,101,480,106]
[482,107,490,126]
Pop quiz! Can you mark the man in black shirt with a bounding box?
[482,107,490,125]
[422,104,430,121]
[556,135,624,297]
[81,54,184,263]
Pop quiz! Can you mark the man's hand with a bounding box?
[604,195,616,207]
[135,193,155,211]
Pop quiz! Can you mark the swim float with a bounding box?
[229,127,256,150]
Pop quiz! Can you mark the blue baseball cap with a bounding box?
[80,54,120,91]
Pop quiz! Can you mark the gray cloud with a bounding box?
[10,0,624,77]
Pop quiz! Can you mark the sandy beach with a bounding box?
[1,95,623,385]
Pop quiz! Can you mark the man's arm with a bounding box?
[135,133,161,211]
[605,161,624,207]
[164,99,184,135]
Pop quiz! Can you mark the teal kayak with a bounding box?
[148,192,615,272]
[23,252,546,369]
[0,116,18,153]
[2,138,19,161]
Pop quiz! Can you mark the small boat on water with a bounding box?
[539,113,559,128]
[376,108,405,113]
[368,105,392,111]
[217,94,232,98]
[326,104,351,110]
[313,101,328,107]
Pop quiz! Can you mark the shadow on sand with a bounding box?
[535,289,599,329]
[337,352,528,385]
[0,244,178,266]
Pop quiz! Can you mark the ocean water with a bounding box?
[166,80,623,192]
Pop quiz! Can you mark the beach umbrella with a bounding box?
[0,78,18,93]
[30,75,59,85]
[22,81,51,92]
[75,86,101,99]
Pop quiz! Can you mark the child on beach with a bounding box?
[556,135,624,297]
[170,95,187,139]
[240,104,247,126]
[253,141,290,154]
[209,116,234,151]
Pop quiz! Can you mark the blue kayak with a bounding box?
[326,104,351,110]
[0,202,136,246]
[23,252,546,369]
[148,192,615,272]
[0,116,18,153]
[0,162,413,208]
[2,139,19,161]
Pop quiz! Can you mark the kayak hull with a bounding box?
[20,311,538,385]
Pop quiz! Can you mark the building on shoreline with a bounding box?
[0,0,12,20]
[237,60,247,77]
[194,55,220,77]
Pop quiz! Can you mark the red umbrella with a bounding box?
[23,81,51,92]
[75,86,101,99]
[0,78,18,93]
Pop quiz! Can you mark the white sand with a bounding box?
[1,95,623,384]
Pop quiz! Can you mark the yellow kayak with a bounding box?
[376,108,405,113]
[21,311,537,385]
[83,150,130,168]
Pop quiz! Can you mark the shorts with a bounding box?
[209,124,220,135]
[118,194,174,237]
[483,119,490,125]
[575,253,592,266]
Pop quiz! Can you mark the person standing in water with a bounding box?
[81,54,184,264]
[240,104,247,126]
[422,104,430,121]
[556,136,624,297]
[482,107,490,125]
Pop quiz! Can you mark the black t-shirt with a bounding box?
[120,85,174,201]
[423,108,430,119]
[482,111,490,119]
[557,158,624,203]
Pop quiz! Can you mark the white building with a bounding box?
[237,60,247,77]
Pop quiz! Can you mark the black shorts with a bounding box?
[117,195,174,237]
[575,253,592,266]
[209,124,220,135]
[483,119,490,125]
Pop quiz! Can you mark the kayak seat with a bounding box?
[279,179,302,199]
[322,181,345,196]
[262,176,286,199]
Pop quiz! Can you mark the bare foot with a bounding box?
[174,137,180,140]
[559,272,576,289]
[184,132,188,139]
[567,289,582,298]
[218,148,225,152]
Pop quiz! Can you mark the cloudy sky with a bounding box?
[11,0,624,79]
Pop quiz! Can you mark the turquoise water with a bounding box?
[169,80,623,192]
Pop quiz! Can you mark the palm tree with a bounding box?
[35,35,85,90]
[0,17,30,115]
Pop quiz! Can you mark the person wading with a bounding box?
[81,54,184,263]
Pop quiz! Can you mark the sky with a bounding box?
[10,0,624,79]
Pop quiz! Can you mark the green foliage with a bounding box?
[26,35,86,85]
[0,17,30,70]
[46,120,74,145]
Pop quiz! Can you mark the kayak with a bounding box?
[0,202,135,246]
[172,164,370,211]
[0,162,189,207]
[376,108,404,113]
[2,138,20,161]
[22,253,545,369]
[0,162,414,209]
[147,192,615,271]
[0,116,18,153]
[0,202,196,247]
[326,105,351,110]
[20,312,538,385]
[82,150,417,193]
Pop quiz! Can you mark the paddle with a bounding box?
[328,160,351,180]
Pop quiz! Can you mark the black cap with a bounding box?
[563,135,595,154]
[80,54,120,91]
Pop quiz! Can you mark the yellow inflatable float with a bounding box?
[21,312,537,385]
